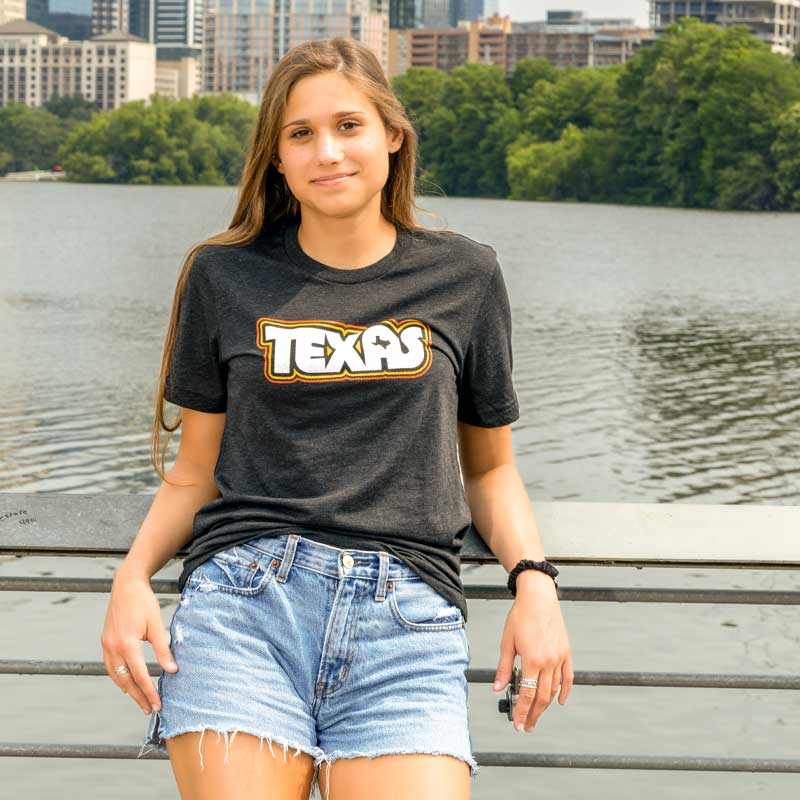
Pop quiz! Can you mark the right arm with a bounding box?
[100,408,225,715]
[116,408,226,581]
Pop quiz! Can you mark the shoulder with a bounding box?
[185,242,252,289]
[408,225,498,279]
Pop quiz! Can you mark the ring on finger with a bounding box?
[519,677,538,689]
[114,665,130,676]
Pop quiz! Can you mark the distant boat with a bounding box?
[0,169,66,182]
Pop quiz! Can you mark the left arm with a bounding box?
[458,420,574,730]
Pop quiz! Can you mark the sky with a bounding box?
[498,0,651,29]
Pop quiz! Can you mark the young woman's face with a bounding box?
[274,71,403,220]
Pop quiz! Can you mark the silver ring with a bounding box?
[519,677,538,689]
[114,665,130,675]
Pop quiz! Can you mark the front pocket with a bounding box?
[389,579,465,632]
[187,549,278,596]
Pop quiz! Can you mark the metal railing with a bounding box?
[1,493,799,772]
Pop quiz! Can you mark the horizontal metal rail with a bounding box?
[0,743,798,772]
[2,660,799,689]
[2,495,799,772]
[2,576,799,605]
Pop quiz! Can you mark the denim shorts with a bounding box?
[138,532,479,790]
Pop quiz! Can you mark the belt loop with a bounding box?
[374,551,389,601]
[276,534,300,583]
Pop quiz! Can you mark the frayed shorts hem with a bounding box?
[137,718,480,781]
[137,718,325,770]
[314,747,480,779]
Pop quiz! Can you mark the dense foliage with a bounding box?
[3,18,800,209]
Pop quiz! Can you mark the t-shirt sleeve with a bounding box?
[456,259,520,427]
[164,252,227,413]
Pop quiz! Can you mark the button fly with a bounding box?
[341,553,354,569]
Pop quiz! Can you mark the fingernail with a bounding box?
[143,708,150,715]
[492,681,503,692]
[168,661,178,671]
[152,703,160,713]
[515,722,524,732]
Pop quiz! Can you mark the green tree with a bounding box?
[57,94,249,185]
[772,101,800,209]
[520,64,622,142]
[0,102,66,173]
[615,17,800,208]
[43,93,97,122]
[423,62,520,197]
[507,58,559,106]
[508,123,620,201]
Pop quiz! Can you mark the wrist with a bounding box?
[114,561,152,585]
[516,568,558,593]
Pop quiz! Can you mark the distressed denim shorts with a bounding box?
[138,532,479,792]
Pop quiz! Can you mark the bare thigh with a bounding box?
[166,730,316,800]
[316,753,470,800]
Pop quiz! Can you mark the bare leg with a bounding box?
[166,729,317,800]
[316,753,470,800]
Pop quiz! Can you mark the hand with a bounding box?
[100,565,179,715]
[493,571,574,732]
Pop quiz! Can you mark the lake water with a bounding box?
[1,183,798,797]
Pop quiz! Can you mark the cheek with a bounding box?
[351,133,389,164]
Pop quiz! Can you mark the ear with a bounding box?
[387,125,404,154]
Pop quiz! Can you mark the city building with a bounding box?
[389,10,653,76]
[0,18,155,109]
[202,0,389,102]
[129,0,154,41]
[0,0,25,26]
[649,0,800,56]
[92,0,129,36]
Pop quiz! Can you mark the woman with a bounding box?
[101,37,573,800]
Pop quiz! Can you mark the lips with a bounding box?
[313,172,356,184]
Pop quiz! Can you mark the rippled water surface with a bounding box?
[2,184,799,798]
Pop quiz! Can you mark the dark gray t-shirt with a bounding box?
[165,217,519,621]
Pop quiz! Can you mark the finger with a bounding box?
[103,647,134,694]
[513,669,539,731]
[103,649,151,714]
[120,642,161,713]
[493,634,516,693]
[550,665,561,698]
[148,615,179,676]
[524,665,552,731]
[559,650,575,704]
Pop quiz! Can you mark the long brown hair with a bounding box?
[152,36,452,482]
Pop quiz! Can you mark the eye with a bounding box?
[289,121,360,139]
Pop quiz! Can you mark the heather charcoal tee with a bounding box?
[165,217,520,621]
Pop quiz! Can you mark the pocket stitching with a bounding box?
[188,557,278,596]
[388,581,465,632]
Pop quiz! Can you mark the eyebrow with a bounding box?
[282,110,366,129]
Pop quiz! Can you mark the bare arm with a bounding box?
[102,407,225,715]
[116,408,226,581]
[457,419,574,732]
[457,421,554,594]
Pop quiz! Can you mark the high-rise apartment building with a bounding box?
[91,0,129,36]
[649,0,800,56]
[46,0,93,41]
[203,0,389,101]
[129,0,155,41]
[389,11,653,76]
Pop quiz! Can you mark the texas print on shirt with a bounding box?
[256,316,433,384]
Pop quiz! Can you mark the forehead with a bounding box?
[283,72,376,122]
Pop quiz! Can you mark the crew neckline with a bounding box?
[283,219,410,284]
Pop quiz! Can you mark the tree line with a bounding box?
[2,18,800,210]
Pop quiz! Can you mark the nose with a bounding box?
[315,130,343,162]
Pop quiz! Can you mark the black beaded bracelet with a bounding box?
[507,558,559,596]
